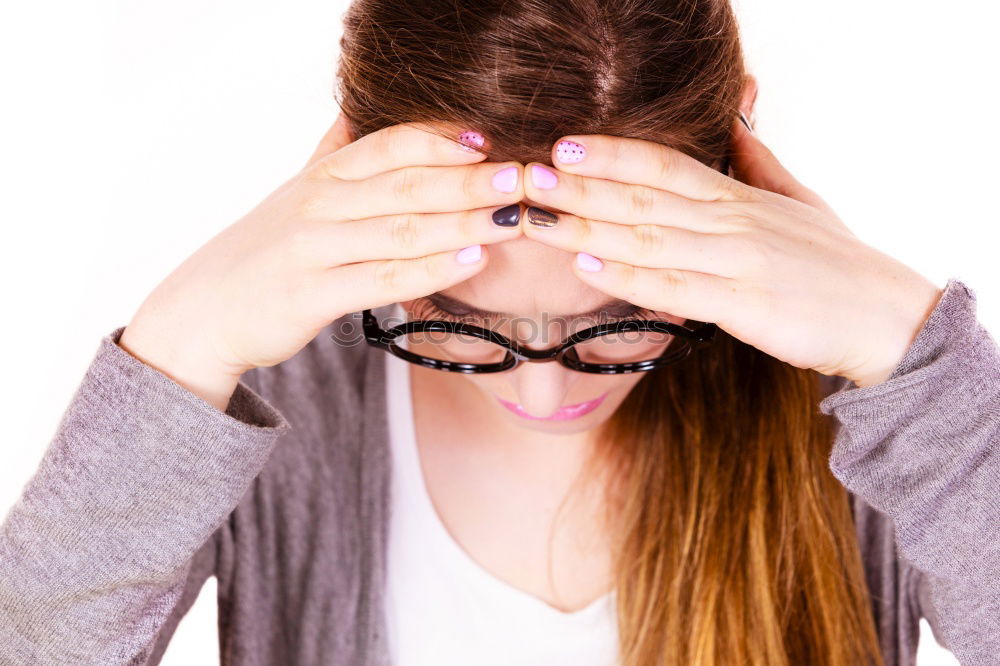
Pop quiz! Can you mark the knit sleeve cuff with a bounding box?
[104,325,291,433]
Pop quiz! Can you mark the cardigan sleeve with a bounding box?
[0,325,291,665]
[818,278,1000,666]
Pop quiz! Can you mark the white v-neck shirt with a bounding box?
[383,348,620,666]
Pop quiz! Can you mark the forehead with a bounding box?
[438,235,618,317]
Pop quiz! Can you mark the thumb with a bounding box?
[729,114,828,211]
[302,111,355,171]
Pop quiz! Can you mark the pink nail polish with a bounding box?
[458,130,485,152]
[576,252,603,272]
[555,140,586,163]
[531,164,558,189]
[455,245,483,264]
[492,166,519,193]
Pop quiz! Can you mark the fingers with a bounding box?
[310,161,524,221]
[569,256,737,327]
[521,210,747,278]
[307,121,488,182]
[292,204,523,266]
[547,134,759,203]
[302,112,356,171]
[523,163,726,234]
[316,243,491,316]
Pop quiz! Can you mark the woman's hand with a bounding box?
[119,117,523,409]
[522,118,943,388]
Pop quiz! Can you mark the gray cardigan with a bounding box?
[1,277,997,666]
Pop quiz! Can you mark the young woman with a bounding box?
[1,0,997,665]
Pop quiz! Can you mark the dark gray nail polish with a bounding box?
[492,203,521,227]
[526,206,557,228]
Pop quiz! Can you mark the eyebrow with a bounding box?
[424,291,643,319]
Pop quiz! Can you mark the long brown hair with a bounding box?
[336,1,884,664]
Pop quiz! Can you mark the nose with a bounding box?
[506,359,575,418]
[512,315,572,352]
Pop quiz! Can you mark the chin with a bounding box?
[505,414,612,436]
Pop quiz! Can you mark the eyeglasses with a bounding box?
[362,308,718,374]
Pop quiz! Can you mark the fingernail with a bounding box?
[555,140,586,164]
[455,245,483,264]
[492,166,519,193]
[492,203,521,227]
[458,130,485,152]
[738,110,754,134]
[526,206,557,228]
[576,252,603,272]
[530,164,558,190]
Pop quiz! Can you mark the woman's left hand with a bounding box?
[522,117,944,388]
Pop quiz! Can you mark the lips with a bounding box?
[495,391,609,421]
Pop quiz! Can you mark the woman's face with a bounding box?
[399,202,688,435]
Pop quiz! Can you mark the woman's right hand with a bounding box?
[118,116,524,411]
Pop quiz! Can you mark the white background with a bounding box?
[2,1,995,663]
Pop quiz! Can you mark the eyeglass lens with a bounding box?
[394,326,682,367]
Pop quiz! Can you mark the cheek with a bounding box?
[451,372,520,408]
[458,372,505,393]
[604,372,648,397]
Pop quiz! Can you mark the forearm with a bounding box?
[0,326,290,663]
[820,278,1000,664]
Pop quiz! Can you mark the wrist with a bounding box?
[847,365,894,390]
[844,278,944,389]
[118,325,244,412]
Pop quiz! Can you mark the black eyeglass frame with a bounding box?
[362,309,718,375]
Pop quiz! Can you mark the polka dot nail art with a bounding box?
[458,130,485,152]
[555,140,586,163]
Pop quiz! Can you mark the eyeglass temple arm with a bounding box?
[362,309,392,348]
